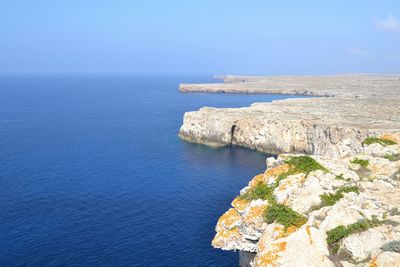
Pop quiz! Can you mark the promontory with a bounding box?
[179,74,400,267]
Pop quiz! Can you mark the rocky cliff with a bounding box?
[212,133,400,266]
[178,74,400,266]
[179,98,400,158]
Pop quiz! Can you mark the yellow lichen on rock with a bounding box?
[305,225,313,245]
[276,173,306,192]
[379,133,400,143]
[212,227,241,248]
[231,197,249,213]
[249,173,267,188]
[264,164,290,178]
[243,201,269,227]
[368,256,378,267]
[215,208,241,232]
[255,241,287,266]
[247,164,290,190]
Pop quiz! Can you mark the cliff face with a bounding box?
[212,133,400,266]
[179,98,400,158]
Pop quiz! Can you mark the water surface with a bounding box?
[0,74,303,266]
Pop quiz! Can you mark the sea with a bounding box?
[0,74,302,266]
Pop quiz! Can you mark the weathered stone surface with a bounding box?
[341,223,400,263]
[211,137,400,266]
[374,251,400,266]
[254,224,333,267]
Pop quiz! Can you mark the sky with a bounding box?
[0,0,399,74]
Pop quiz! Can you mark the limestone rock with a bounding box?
[374,251,400,266]
[254,224,334,267]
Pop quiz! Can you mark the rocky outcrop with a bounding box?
[212,133,400,266]
[179,98,400,157]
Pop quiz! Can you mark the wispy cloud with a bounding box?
[347,47,369,57]
[374,15,400,32]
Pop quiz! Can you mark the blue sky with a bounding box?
[1,0,399,74]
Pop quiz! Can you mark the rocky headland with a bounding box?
[178,74,400,266]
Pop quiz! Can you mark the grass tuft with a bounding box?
[326,217,383,253]
[335,174,351,182]
[320,186,359,207]
[350,158,369,168]
[240,182,274,202]
[285,155,328,175]
[384,153,399,161]
[264,203,307,229]
[362,137,397,146]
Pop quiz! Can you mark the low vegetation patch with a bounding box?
[350,158,369,168]
[320,186,359,207]
[284,155,328,175]
[382,240,400,253]
[240,182,274,202]
[326,217,383,253]
[335,174,351,182]
[362,137,397,146]
[264,203,307,229]
[384,153,400,161]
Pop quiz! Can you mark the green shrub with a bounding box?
[326,217,383,252]
[335,174,351,182]
[240,182,274,202]
[326,225,348,244]
[384,153,399,161]
[363,137,397,146]
[285,155,328,175]
[320,186,359,207]
[350,158,369,168]
[382,240,400,253]
[264,203,307,229]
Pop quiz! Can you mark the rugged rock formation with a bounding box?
[179,98,400,157]
[212,133,400,266]
[178,74,400,266]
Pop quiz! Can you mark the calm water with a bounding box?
[0,74,300,266]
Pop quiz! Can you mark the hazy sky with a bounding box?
[1,0,400,74]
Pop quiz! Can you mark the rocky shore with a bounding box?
[178,74,400,266]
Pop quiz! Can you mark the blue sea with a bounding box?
[0,74,300,266]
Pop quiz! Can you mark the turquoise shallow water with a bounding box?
[0,74,305,266]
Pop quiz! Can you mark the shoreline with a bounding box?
[178,74,400,266]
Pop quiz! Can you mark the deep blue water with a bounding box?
[0,74,301,266]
